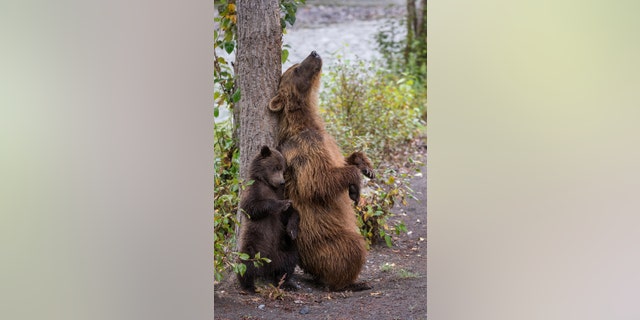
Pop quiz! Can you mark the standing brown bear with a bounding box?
[237,146,300,292]
[268,51,374,291]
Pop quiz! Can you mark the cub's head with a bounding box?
[269,51,323,113]
[249,145,286,189]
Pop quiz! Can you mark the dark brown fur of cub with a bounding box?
[237,146,300,292]
[268,51,374,291]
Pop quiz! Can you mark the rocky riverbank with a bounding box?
[290,0,405,29]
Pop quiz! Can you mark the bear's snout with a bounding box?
[310,51,319,58]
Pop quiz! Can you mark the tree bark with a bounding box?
[235,0,282,234]
[236,0,281,182]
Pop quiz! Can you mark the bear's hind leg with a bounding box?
[237,261,257,292]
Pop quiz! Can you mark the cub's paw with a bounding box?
[347,152,375,179]
[280,199,292,212]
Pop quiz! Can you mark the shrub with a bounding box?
[320,58,424,163]
[214,120,273,282]
[375,19,427,122]
[213,120,241,282]
[320,57,425,248]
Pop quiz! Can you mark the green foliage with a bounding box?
[354,166,417,248]
[214,120,241,282]
[374,20,406,74]
[279,0,306,31]
[214,120,274,282]
[397,269,419,279]
[321,58,425,164]
[375,19,427,81]
[214,0,238,118]
[380,262,395,272]
[320,56,425,248]
[280,0,306,64]
[375,19,427,121]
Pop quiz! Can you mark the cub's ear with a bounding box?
[268,95,284,112]
[260,145,271,157]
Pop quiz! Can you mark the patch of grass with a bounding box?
[380,262,395,272]
[397,269,419,279]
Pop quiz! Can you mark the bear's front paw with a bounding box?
[347,152,375,179]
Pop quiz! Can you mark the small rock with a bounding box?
[299,306,310,315]
[258,304,265,310]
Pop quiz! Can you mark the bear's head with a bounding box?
[269,51,322,113]
[249,145,286,189]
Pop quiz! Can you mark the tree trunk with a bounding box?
[405,0,417,65]
[417,0,427,68]
[418,0,427,39]
[235,0,282,226]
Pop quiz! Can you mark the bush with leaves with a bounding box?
[320,57,425,248]
[375,19,427,121]
[214,120,274,282]
[213,120,241,282]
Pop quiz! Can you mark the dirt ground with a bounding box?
[214,145,427,320]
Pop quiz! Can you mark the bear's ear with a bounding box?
[260,145,271,157]
[268,95,284,112]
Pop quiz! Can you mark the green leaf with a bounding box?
[238,253,250,260]
[281,49,289,64]
[224,41,234,54]
[285,14,296,26]
[235,263,247,276]
[231,89,241,103]
[384,234,393,247]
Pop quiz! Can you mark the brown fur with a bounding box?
[237,146,300,292]
[268,51,374,290]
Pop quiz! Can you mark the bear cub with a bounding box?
[237,145,300,292]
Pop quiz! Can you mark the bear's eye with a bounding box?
[275,165,282,171]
